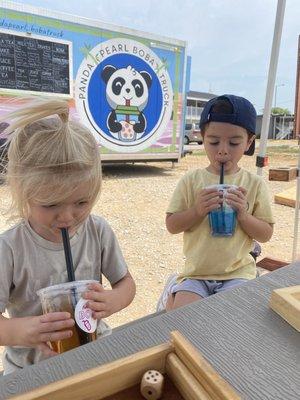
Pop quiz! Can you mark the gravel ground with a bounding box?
[0,140,298,371]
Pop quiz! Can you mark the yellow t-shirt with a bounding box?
[167,168,275,281]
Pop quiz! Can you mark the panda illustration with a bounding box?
[101,65,152,141]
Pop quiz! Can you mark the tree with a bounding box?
[271,107,291,115]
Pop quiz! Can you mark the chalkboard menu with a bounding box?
[0,31,71,95]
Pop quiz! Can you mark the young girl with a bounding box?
[0,98,136,374]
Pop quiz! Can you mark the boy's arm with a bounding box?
[166,208,201,234]
[226,186,273,243]
[166,187,222,234]
[237,213,273,243]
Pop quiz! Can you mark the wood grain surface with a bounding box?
[1,263,300,400]
[274,186,296,207]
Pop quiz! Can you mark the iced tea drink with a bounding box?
[37,280,98,354]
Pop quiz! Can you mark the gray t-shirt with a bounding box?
[0,214,127,373]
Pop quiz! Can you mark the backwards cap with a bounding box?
[199,94,257,156]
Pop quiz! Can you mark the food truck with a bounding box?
[0,1,189,163]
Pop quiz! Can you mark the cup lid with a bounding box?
[37,279,98,297]
[206,184,238,190]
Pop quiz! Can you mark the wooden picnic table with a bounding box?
[0,262,300,399]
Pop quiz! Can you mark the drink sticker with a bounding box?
[74,298,97,333]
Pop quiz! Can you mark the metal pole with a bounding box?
[257,0,286,175]
[292,147,300,261]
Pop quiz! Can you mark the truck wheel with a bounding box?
[184,136,189,145]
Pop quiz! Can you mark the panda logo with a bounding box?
[101,65,152,142]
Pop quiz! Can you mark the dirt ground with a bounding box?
[0,140,298,372]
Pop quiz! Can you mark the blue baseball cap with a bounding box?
[199,94,257,156]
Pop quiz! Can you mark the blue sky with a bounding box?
[7,0,300,113]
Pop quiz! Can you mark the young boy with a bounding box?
[160,94,274,311]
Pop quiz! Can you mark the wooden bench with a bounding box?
[256,256,290,271]
[269,167,297,182]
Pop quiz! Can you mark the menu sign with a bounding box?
[0,30,72,96]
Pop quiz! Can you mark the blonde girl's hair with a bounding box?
[0,97,102,221]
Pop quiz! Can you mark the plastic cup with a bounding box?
[37,280,98,354]
[208,184,237,237]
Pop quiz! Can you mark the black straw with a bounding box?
[60,228,90,344]
[219,163,224,184]
[61,228,76,282]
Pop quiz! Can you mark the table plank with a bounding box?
[1,263,300,400]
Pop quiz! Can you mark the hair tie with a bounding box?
[59,110,69,123]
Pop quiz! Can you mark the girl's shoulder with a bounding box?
[0,221,27,253]
[0,220,26,241]
[88,214,109,227]
[84,215,119,246]
[86,214,115,236]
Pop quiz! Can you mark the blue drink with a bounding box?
[209,207,237,236]
[207,184,237,237]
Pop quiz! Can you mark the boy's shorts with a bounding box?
[170,278,248,298]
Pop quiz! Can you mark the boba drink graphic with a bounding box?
[75,38,174,153]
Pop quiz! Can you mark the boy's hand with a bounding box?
[194,187,222,217]
[83,282,120,320]
[225,187,248,219]
[15,312,75,357]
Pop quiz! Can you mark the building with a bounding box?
[185,91,216,126]
[186,91,294,140]
[256,114,294,139]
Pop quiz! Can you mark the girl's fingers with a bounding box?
[86,300,106,312]
[39,329,73,344]
[92,311,106,319]
[36,343,57,357]
[84,289,109,303]
[87,282,104,292]
[39,318,75,333]
[40,312,71,323]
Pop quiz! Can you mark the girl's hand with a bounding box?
[16,312,75,357]
[225,187,248,219]
[194,187,223,218]
[83,282,120,320]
